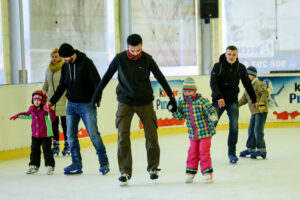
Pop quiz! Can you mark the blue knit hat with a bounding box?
[247,66,257,77]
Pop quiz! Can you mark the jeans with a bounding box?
[247,112,267,152]
[212,101,239,156]
[66,101,109,166]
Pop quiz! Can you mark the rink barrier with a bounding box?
[0,121,299,162]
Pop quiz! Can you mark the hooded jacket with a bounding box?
[50,50,100,105]
[92,50,174,106]
[210,53,257,104]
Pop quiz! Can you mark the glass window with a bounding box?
[0,0,4,84]
[223,0,300,73]
[131,0,198,76]
[22,0,113,83]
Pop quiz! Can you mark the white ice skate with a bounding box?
[185,173,195,183]
[46,166,55,175]
[26,165,39,174]
[203,173,213,184]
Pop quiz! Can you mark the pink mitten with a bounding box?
[10,114,19,120]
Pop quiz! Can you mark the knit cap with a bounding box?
[182,77,197,92]
[59,43,75,58]
[247,66,257,77]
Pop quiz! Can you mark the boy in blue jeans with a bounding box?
[238,66,269,159]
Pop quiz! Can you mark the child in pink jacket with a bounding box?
[10,90,56,175]
[171,77,218,183]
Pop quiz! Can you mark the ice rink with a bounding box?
[0,126,300,200]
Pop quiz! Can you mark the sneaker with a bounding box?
[149,168,161,180]
[46,166,55,175]
[203,173,213,184]
[185,173,195,183]
[119,174,131,186]
[250,151,267,159]
[64,163,83,175]
[26,165,39,174]
[228,154,239,164]
[99,164,110,175]
[239,149,251,157]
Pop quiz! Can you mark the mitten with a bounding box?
[167,97,177,112]
[258,102,266,112]
[10,114,19,120]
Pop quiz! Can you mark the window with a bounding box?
[131,0,198,76]
[223,0,300,73]
[0,0,4,84]
[22,0,113,83]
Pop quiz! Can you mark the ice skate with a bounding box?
[185,173,195,183]
[203,173,213,184]
[239,149,251,157]
[52,141,59,156]
[62,142,70,156]
[26,165,39,174]
[250,151,267,159]
[229,154,239,164]
[99,164,110,175]
[64,163,83,175]
[119,174,131,186]
[46,166,55,175]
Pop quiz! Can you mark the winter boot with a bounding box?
[64,163,83,175]
[26,165,39,174]
[149,168,161,180]
[250,151,267,159]
[62,142,70,156]
[239,149,251,157]
[52,140,59,156]
[185,173,195,183]
[99,164,110,175]
[229,154,239,164]
[119,174,131,186]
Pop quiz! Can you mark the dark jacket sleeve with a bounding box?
[150,58,174,98]
[92,55,119,103]
[50,66,67,105]
[87,59,101,93]
[210,63,223,100]
[240,65,257,103]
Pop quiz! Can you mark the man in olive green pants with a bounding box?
[92,34,177,186]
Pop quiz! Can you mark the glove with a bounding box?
[43,104,52,111]
[258,102,266,113]
[10,114,19,120]
[209,114,218,122]
[167,97,177,112]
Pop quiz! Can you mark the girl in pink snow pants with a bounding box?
[171,77,217,183]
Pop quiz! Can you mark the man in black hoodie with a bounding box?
[47,43,109,175]
[92,34,177,186]
[210,45,257,164]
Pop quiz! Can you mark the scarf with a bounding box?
[127,49,143,60]
[49,60,64,72]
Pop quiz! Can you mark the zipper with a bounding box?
[187,98,198,140]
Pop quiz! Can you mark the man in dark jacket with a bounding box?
[47,43,109,175]
[210,45,257,164]
[92,34,177,186]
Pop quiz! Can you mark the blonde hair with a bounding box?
[51,48,59,57]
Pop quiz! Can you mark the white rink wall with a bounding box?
[1,75,299,151]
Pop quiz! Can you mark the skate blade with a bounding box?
[64,170,83,175]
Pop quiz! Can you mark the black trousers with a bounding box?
[29,137,55,167]
[52,116,67,142]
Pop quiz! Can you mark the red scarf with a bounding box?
[127,49,143,60]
